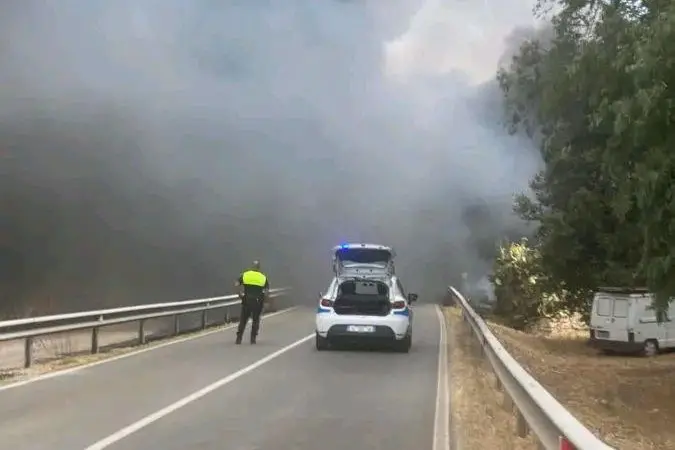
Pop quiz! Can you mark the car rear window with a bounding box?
[337,249,390,265]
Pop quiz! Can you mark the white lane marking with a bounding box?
[84,332,314,450]
[433,304,450,450]
[0,307,298,392]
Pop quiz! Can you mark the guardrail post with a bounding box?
[201,308,208,329]
[91,327,100,354]
[173,315,180,335]
[515,410,528,438]
[224,307,230,323]
[138,319,146,345]
[24,337,33,368]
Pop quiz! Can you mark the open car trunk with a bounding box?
[333,279,391,316]
[333,246,394,276]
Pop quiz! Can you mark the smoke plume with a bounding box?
[1,0,541,314]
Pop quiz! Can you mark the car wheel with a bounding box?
[394,335,411,353]
[643,339,659,357]
[315,332,330,351]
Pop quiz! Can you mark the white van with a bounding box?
[589,287,675,356]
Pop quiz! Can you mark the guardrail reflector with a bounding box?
[560,437,575,450]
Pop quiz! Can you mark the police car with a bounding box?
[315,243,417,352]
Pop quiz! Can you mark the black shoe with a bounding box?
[235,336,242,345]
[250,336,257,344]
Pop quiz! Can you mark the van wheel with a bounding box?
[315,333,330,351]
[644,339,659,357]
[394,335,411,353]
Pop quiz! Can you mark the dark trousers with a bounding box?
[236,295,264,339]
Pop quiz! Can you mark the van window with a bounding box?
[613,299,629,318]
[597,297,611,316]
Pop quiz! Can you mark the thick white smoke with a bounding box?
[1,0,542,311]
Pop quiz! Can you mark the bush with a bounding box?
[490,239,567,329]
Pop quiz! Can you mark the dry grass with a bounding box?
[445,307,539,450]
[487,319,675,450]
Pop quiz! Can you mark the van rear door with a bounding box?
[591,292,630,341]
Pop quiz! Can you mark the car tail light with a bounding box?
[392,300,406,309]
[320,298,333,308]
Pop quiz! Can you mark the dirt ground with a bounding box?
[445,307,539,450]
[487,318,675,450]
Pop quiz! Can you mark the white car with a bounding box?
[315,272,417,353]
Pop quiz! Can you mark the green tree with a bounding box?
[603,3,675,311]
[496,0,675,316]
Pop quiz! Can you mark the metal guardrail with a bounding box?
[0,287,290,368]
[448,286,614,450]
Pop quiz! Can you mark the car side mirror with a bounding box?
[407,293,418,303]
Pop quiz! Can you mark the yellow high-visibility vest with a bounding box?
[241,270,267,287]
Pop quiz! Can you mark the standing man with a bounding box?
[235,260,269,345]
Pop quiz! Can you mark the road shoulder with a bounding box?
[445,306,538,449]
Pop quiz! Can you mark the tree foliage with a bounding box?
[491,239,570,329]
[496,0,675,317]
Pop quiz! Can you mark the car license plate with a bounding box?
[347,325,375,333]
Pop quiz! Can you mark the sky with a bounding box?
[0,0,544,312]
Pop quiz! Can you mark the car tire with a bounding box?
[394,335,411,353]
[316,332,330,351]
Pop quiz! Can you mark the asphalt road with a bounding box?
[0,304,446,450]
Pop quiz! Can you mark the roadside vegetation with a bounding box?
[449,1,675,448]
[492,0,675,327]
